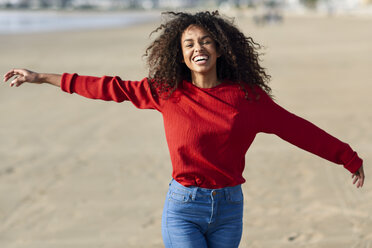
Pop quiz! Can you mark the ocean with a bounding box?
[0,10,160,35]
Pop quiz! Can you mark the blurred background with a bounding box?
[1,0,372,34]
[1,1,371,248]
[0,0,372,11]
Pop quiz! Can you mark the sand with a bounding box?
[0,11,371,248]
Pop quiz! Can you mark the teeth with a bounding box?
[194,55,208,62]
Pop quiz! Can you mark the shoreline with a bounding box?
[1,8,371,36]
[0,9,161,35]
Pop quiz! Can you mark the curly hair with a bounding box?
[144,10,271,98]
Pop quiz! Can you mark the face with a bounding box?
[180,25,220,78]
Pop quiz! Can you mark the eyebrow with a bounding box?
[183,35,211,43]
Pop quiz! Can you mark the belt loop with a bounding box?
[224,187,230,201]
[191,187,197,201]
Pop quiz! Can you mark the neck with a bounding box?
[191,72,220,89]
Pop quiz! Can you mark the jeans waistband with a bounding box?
[169,178,242,201]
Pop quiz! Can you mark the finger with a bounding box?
[357,178,362,188]
[3,70,16,82]
[10,78,17,87]
[358,167,365,188]
[4,69,28,82]
[355,175,365,188]
[359,174,365,188]
[360,177,364,188]
[353,176,358,185]
[10,77,25,87]
[4,69,24,82]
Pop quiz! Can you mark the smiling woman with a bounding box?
[2,10,365,248]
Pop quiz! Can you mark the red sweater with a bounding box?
[61,73,363,189]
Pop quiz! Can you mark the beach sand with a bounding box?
[0,11,371,248]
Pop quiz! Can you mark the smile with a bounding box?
[193,55,209,65]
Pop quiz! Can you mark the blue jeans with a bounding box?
[162,179,244,248]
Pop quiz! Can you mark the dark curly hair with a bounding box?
[144,10,271,98]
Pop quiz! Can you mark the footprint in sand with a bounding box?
[286,231,323,243]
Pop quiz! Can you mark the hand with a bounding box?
[3,68,42,87]
[352,165,365,188]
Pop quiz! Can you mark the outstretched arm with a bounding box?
[4,69,162,111]
[3,68,61,87]
[254,88,365,189]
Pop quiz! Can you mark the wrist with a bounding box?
[36,73,47,83]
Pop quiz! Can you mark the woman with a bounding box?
[3,11,365,248]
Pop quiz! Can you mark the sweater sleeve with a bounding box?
[60,73,162,111]
[255,88,363,174]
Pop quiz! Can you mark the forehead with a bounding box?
[181,25,210,40]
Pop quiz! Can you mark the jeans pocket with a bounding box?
[168,190,191,204]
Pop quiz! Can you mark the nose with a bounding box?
[194,42,204,53]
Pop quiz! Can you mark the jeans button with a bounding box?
[212,191,217,196]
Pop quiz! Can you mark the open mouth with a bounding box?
[193,55,209,64]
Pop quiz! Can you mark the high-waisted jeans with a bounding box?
[162,179,244,248]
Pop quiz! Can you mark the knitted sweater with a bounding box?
[61,73,363,189]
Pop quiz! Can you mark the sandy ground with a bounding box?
[0,11,371,248]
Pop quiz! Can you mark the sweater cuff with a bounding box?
[61,73,78,94]
[344,152,363,174]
